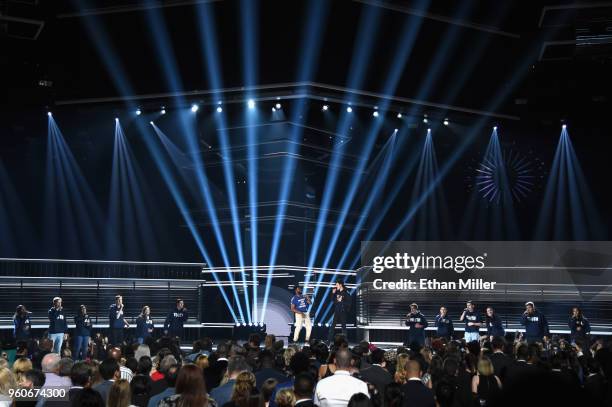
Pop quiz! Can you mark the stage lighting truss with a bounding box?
[465,147,545,206]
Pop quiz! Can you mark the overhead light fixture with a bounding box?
[47,112,52,117]
[136,109,142,115]
[191,104,199,112]
[397,113,402,118]
[247,99,255,109]
[562,124,567,129]
[216,106,223,113]
[275,103,281,109]
[443,118,449,126]
[322,104,329,111]
[161,108,166,115]
[373,111,379,117]
[493,126,497,131]
[346,106,352,113]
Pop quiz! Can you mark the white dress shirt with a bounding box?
[314,370,369,407]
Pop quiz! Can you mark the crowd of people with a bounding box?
[1,324,612,407]
[0,295,608,407]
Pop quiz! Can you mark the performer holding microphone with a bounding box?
[521,301,549,344]
[74,305,92,360]
[14,305,31,341]
[568,306,590,344]
[485,306,505,340]
[404,303,428,347]
[48,297,67,353]
[109,294,130,346]
[136,306,154,344]
[164,298,188,339]
[460,300,482,343]
[291,286,312,343]
[434,306,454,339]
[327,281,350,343]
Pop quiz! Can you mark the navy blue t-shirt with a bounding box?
[464,311,481,333]
[291,295,309,313]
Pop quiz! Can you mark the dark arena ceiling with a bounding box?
[1,0,612,263]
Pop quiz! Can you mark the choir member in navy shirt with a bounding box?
[13,304,31,341]
[136,305,154,344]
[405,303,428,347]
[164,298,188,339]
[48,296,68,353]
[568,306,590,343]
[74,304,93,360]
[434,306,454,339]
[109,294,130,346]
[520,301,549,344]
[290,286,312,343]
[485,306,505,340]
[460,300,482,343]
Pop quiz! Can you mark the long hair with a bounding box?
[107,378,131,407]
[175,364,207,407]
[394,353,411,384]
[140,306,150,319]
[231,371,256,407]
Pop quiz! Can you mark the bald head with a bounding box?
[109,347,122,361]
[335,348,352,370]
[406,360,421,379]
[41,353,61,373]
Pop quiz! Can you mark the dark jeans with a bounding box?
[406,331,425,348]
[74,335,89,360]
[327,310,347,342]
[109,328,124,346]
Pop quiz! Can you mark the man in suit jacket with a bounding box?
[489,337,512,382]
[400,360,435,407]
[293,373,315,407]
[359,348,393,396]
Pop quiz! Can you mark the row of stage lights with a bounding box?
[46,109,570,132]
[129,99,455,125]
[234,322,331,327]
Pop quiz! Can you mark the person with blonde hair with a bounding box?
[0,367,18,405]
[283,348,296,371]
[274,388,296,407]
[224,371,258,407]
[393,354,411,384]
[195,354,210,371]
[471,357,501,406]
[12,357,32,385]
[107,378,134,407]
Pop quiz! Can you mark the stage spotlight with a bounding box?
[493,126,498,131]
[47,112,52,117]
[161,108,166,115]
[423,118,428,123]
[322,104,329,111]
[115,117,119,122]
[318,323,322,327]
[562,124,567,129]
[325,323,330,327]
[272,107,276,112]
[427,128,431,133]
[443,118,449,126]
[191,104,199,112]
[346,106,353,113]
[275,103,281,109]
[216,106,223,113]
[136,109,142,116]
[373,111,379,117]
[397,113,402,118]
[149,121,154,125]
[247,99,255,109]
[394,128,398,133]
